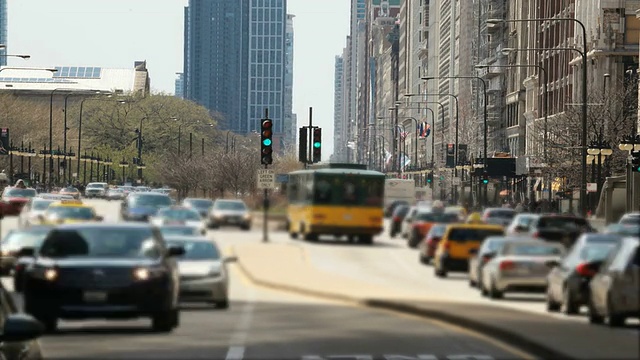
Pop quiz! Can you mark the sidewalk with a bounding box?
[233,242,639,360]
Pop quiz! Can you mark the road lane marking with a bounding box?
[225,346,245,360]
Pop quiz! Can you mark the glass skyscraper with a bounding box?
[0,0,7,66]
[184,0,290,142]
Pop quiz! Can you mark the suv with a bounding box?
[84,182,108,198]
[528,215,595,247]
[208,199,251,230]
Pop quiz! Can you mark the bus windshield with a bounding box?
[313,175,384,207]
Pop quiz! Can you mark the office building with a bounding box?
[0,0,6,66]
[174,73,184,98]
[333,55,344,159]
[283,14,295,148]
[184,0,290,149]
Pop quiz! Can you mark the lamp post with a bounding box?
[423,76,488,205]
[48,88,75,190]
[393,102,420,170]
[488,17,589,216]
[119,158,129,185]
[587,137,613,211]
[618,134,640,212]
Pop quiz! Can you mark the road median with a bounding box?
[233,242,639,360]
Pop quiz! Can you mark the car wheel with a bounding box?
[151,309,179,332]
[562,286,580,315]
[241,225,250,231]
[606,296,625,327]
[434,266,446,278]
[587,300,604,324]
[13,275,23,293]
[419,254,430,265]
[546,288,561,312]
[489,279,503,299]
[32,314,58,333]
[469,278,476,288]
[214,299,229,309]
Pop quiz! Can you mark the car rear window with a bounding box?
[505,243,564,256]
[487,209,516,219]
[538,217,589,229]
[393,205,409,217]
[448,228,504,242]
[214,201,247,211]
[428,225,447,237]
[415,212,459,223]
[579,243,617,262]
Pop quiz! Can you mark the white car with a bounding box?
[150,206,206,235]
[164,236,235,308]
[84,182,108,198]
[18,198,56,228]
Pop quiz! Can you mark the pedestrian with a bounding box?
[515,202,524,213]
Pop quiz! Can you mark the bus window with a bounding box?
[314,179,333,204]
[343,180,358,204]
[365,180,383,206]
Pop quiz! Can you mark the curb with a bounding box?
[361,299,575,360]
[235,255,576,360]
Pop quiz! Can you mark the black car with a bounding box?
[21,223,184,333]
[121,192,173,221]
[0,281,45,360]
[385,200,409,218]
[389,204,410,238]
[546,233,622,314]
[528,215,595,247]
[1,226,53,276]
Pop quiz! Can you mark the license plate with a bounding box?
[228,218,238,223]
[83,291,107,303]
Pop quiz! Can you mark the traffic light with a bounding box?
[426,172,433,183]
[260,118,273,165]
[481,172,489,185]
[298,127,308,163]
[631,151,640,172]
[312,128,322,163]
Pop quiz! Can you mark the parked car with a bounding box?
[545,233,622,314]
[480,240,565,299]
[588,237,639,326]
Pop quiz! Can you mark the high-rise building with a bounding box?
[174,73,184,99]
[283,14,296,149]
[0,0,7,66]
[184,0,289,146]
[333,55,344,159]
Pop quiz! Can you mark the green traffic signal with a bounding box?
[313,142,321,148]
[263,139,272,146]
[482,179,489,184]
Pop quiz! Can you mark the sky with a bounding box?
[7,0,350,158]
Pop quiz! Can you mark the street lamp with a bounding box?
[394,101,420,170]
[423,75,488,205]
[488,17,589,216]
[118,158,129,185]
[587,138,612,212]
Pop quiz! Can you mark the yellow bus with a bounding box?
[286,164,385,245]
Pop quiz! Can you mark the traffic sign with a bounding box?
[257,169,275,189]
[587,182,597,193]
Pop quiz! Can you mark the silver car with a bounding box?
[468,235,531,289]
[588,237,639,327]
[480,240,565,299]
[18,198,56,228]
[164,236,235,308]
[106,188,126,201]
[84,182,108,198]
[208,199,252,230]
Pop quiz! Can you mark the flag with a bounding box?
[419,122,424,138]
[400,131,408,140]
[425,123,431,138]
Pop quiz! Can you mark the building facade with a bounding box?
[174,73,184,98]
[184,0,290,149]
[333,55,345,159]
[0,0,6,66]
[283,14,296,149]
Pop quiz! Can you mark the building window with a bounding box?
[625,15,640,44]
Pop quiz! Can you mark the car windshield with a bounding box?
[109,189,123,193]
[86,184,105,188]
[605,224,640,236]
[165,240,220,260]
[487,209,516,219]
[448,228,504,241]
[2,229,51,250]
[516,215,537,226]
[619,215,640,225]
[46,206,95,219]
[482,237,508,252]
[62,187,78,192]
[157,208,201,221]
[39,227,160,259]
[215,201,247,211]
[159,226,200,236]
[4,188,37,198]
[505,243,564,256]
[580,243,617,262]
[539,217,590,229]
[415,212,459,223]
[185,199,213,208]
[32,200,54,211]
[129,195,172,208]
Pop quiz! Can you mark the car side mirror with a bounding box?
[0,314,44,342]
[167,246,185,257]
[469,248,478,255]
[17,247,35,258]
[224,256,238,263]
[545,260,560,268]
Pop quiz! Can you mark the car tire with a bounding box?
[214,299,229,309]
[587,300,604,324]
[562,287,580,315]
[241,225,250,231]
[358,235,373,245]
[488,279,503,299]
[32,314,58,333]
[469,278,476,288]
[151,309,179,332]
[434,266,446,278]
[13,276,23,293]
[419,254,430,265]
[606,297,625,327]
[545,289,561,312]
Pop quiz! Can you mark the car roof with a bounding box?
[448,223,504,230]
[184,198,212,201]
[163,235,213,243]
[129,192,170,196]
[55,223,154,230]
[215,199,245,203]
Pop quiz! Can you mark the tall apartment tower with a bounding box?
[0,0,7,66]
[174,73,184,99]
[184,0,289,146]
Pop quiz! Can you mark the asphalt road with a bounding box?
[0,199,536,360]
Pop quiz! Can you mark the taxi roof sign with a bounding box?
[59,199,83,205]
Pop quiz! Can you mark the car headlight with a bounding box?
[133,267,165,281]
[212,212,222,219]
[243,213,251,220]
[208,267,222,277]
[32,267,58,281]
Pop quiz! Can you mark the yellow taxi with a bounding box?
[38,199,103,225]
[433,223,504,277]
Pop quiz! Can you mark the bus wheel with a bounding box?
[290,232,298,239]
[347,235,356,243]
[359,235,373,245]
[304,232,318,241]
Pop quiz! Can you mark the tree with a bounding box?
[534,78,637,188]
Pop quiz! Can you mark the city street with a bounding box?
[1,200,535,360]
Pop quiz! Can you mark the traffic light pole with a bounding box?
[308,107,313,164]
[260,108,272,243]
